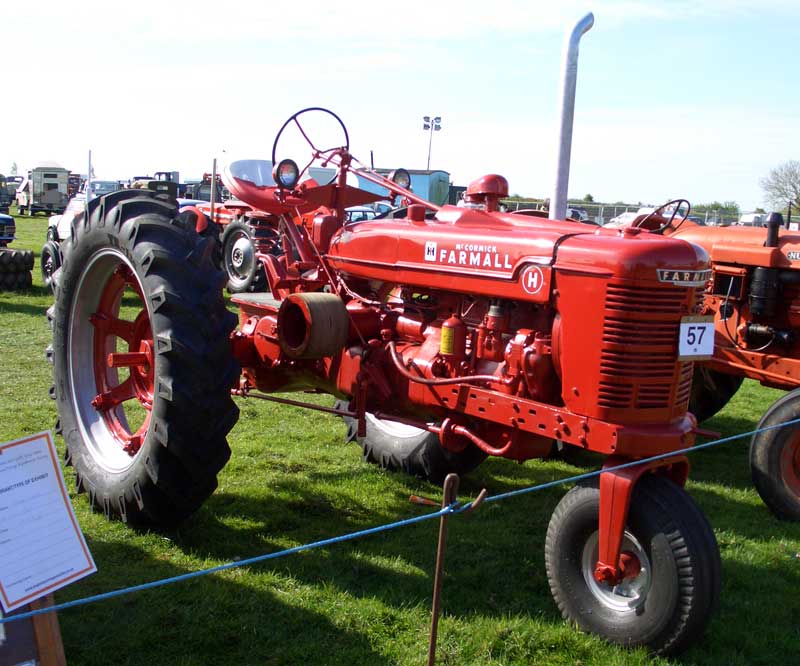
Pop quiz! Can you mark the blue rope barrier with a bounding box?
[1,504,455,625]
[3,414,799,626]
[454,415,800,512]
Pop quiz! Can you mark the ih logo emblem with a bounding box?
[520,265,545,295]
[424,241,437,262]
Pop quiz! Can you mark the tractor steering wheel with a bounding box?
[634,198,692,234]
[271,107,350,185]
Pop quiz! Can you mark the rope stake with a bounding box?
[427,473,460,666]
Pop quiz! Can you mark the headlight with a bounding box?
[388,168,411,190]
[273,159,300,190]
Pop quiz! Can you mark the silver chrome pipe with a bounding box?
[549,12,594,221]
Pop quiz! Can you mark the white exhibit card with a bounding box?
[0,431,96,612]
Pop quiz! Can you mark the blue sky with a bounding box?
[5,0,799,210]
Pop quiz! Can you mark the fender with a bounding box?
[595,455,690,585]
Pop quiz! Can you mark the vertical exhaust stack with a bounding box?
[87,149,92,199]
[549,12,594,221]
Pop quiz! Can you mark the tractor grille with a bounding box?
[598,284,694,410]
[604,284,688,314]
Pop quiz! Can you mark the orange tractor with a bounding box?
[660,211,800,520]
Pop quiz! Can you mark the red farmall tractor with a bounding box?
[47,108,721,654]
[657,211,800,520]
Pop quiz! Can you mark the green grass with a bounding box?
[1,213,799,665]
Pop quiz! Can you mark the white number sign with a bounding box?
[678,316,715,360]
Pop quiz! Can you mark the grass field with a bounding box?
[1,212,799,666]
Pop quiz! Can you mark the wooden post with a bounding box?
[426,473,459,666]
[30,595,66,666]
[0,595,66,666]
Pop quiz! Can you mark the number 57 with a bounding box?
[686,326,706,346]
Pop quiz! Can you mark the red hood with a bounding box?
[327,205,709,303]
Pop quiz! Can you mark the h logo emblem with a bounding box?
[520,265,545,295]
[424,241,437,262]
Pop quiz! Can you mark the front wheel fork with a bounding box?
[595,454,690,585]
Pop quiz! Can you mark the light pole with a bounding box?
[422,115,442,170]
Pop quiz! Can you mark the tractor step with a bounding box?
[231,293,282,308]
[231,292,283,317]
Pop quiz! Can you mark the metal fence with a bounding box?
[500,199,742,227]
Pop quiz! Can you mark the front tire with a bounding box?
[689,366,743,423]
[50,190,240,525]
[339,405,486,484]
[750,387,800,520]
[41,240,61,292]
[545,475,720,656]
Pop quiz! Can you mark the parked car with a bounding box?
[45,181,122,242]
[371,200,394,216]
[606,206,703,229]
[89,179,122,196]
[345,206,377,222]
[739,213,766,226]
[42,180,123,291]
[605,208,654,227]
[565,206,591,222]
[0,212,15,246]
[5,175,23,198]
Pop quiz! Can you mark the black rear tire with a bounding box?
[41,240,61,292]
[545,475,720,656]
[221,219,266,293]
[21,249,34,271]
[15,270,32,289]
[50,190,240,525]
[0,271,19,291]
[750,387,800,521]
[0,249,13,272]
[338,403,486,484]
[0,248,32,274]
[689,366,743,423]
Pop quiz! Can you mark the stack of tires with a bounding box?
[0,248,34,291]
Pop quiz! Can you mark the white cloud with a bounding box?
[12,0,797,54]
[4,0,797,210]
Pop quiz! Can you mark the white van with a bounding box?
[16,165,70,216]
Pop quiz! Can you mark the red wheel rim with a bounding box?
[89,263,153,457]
